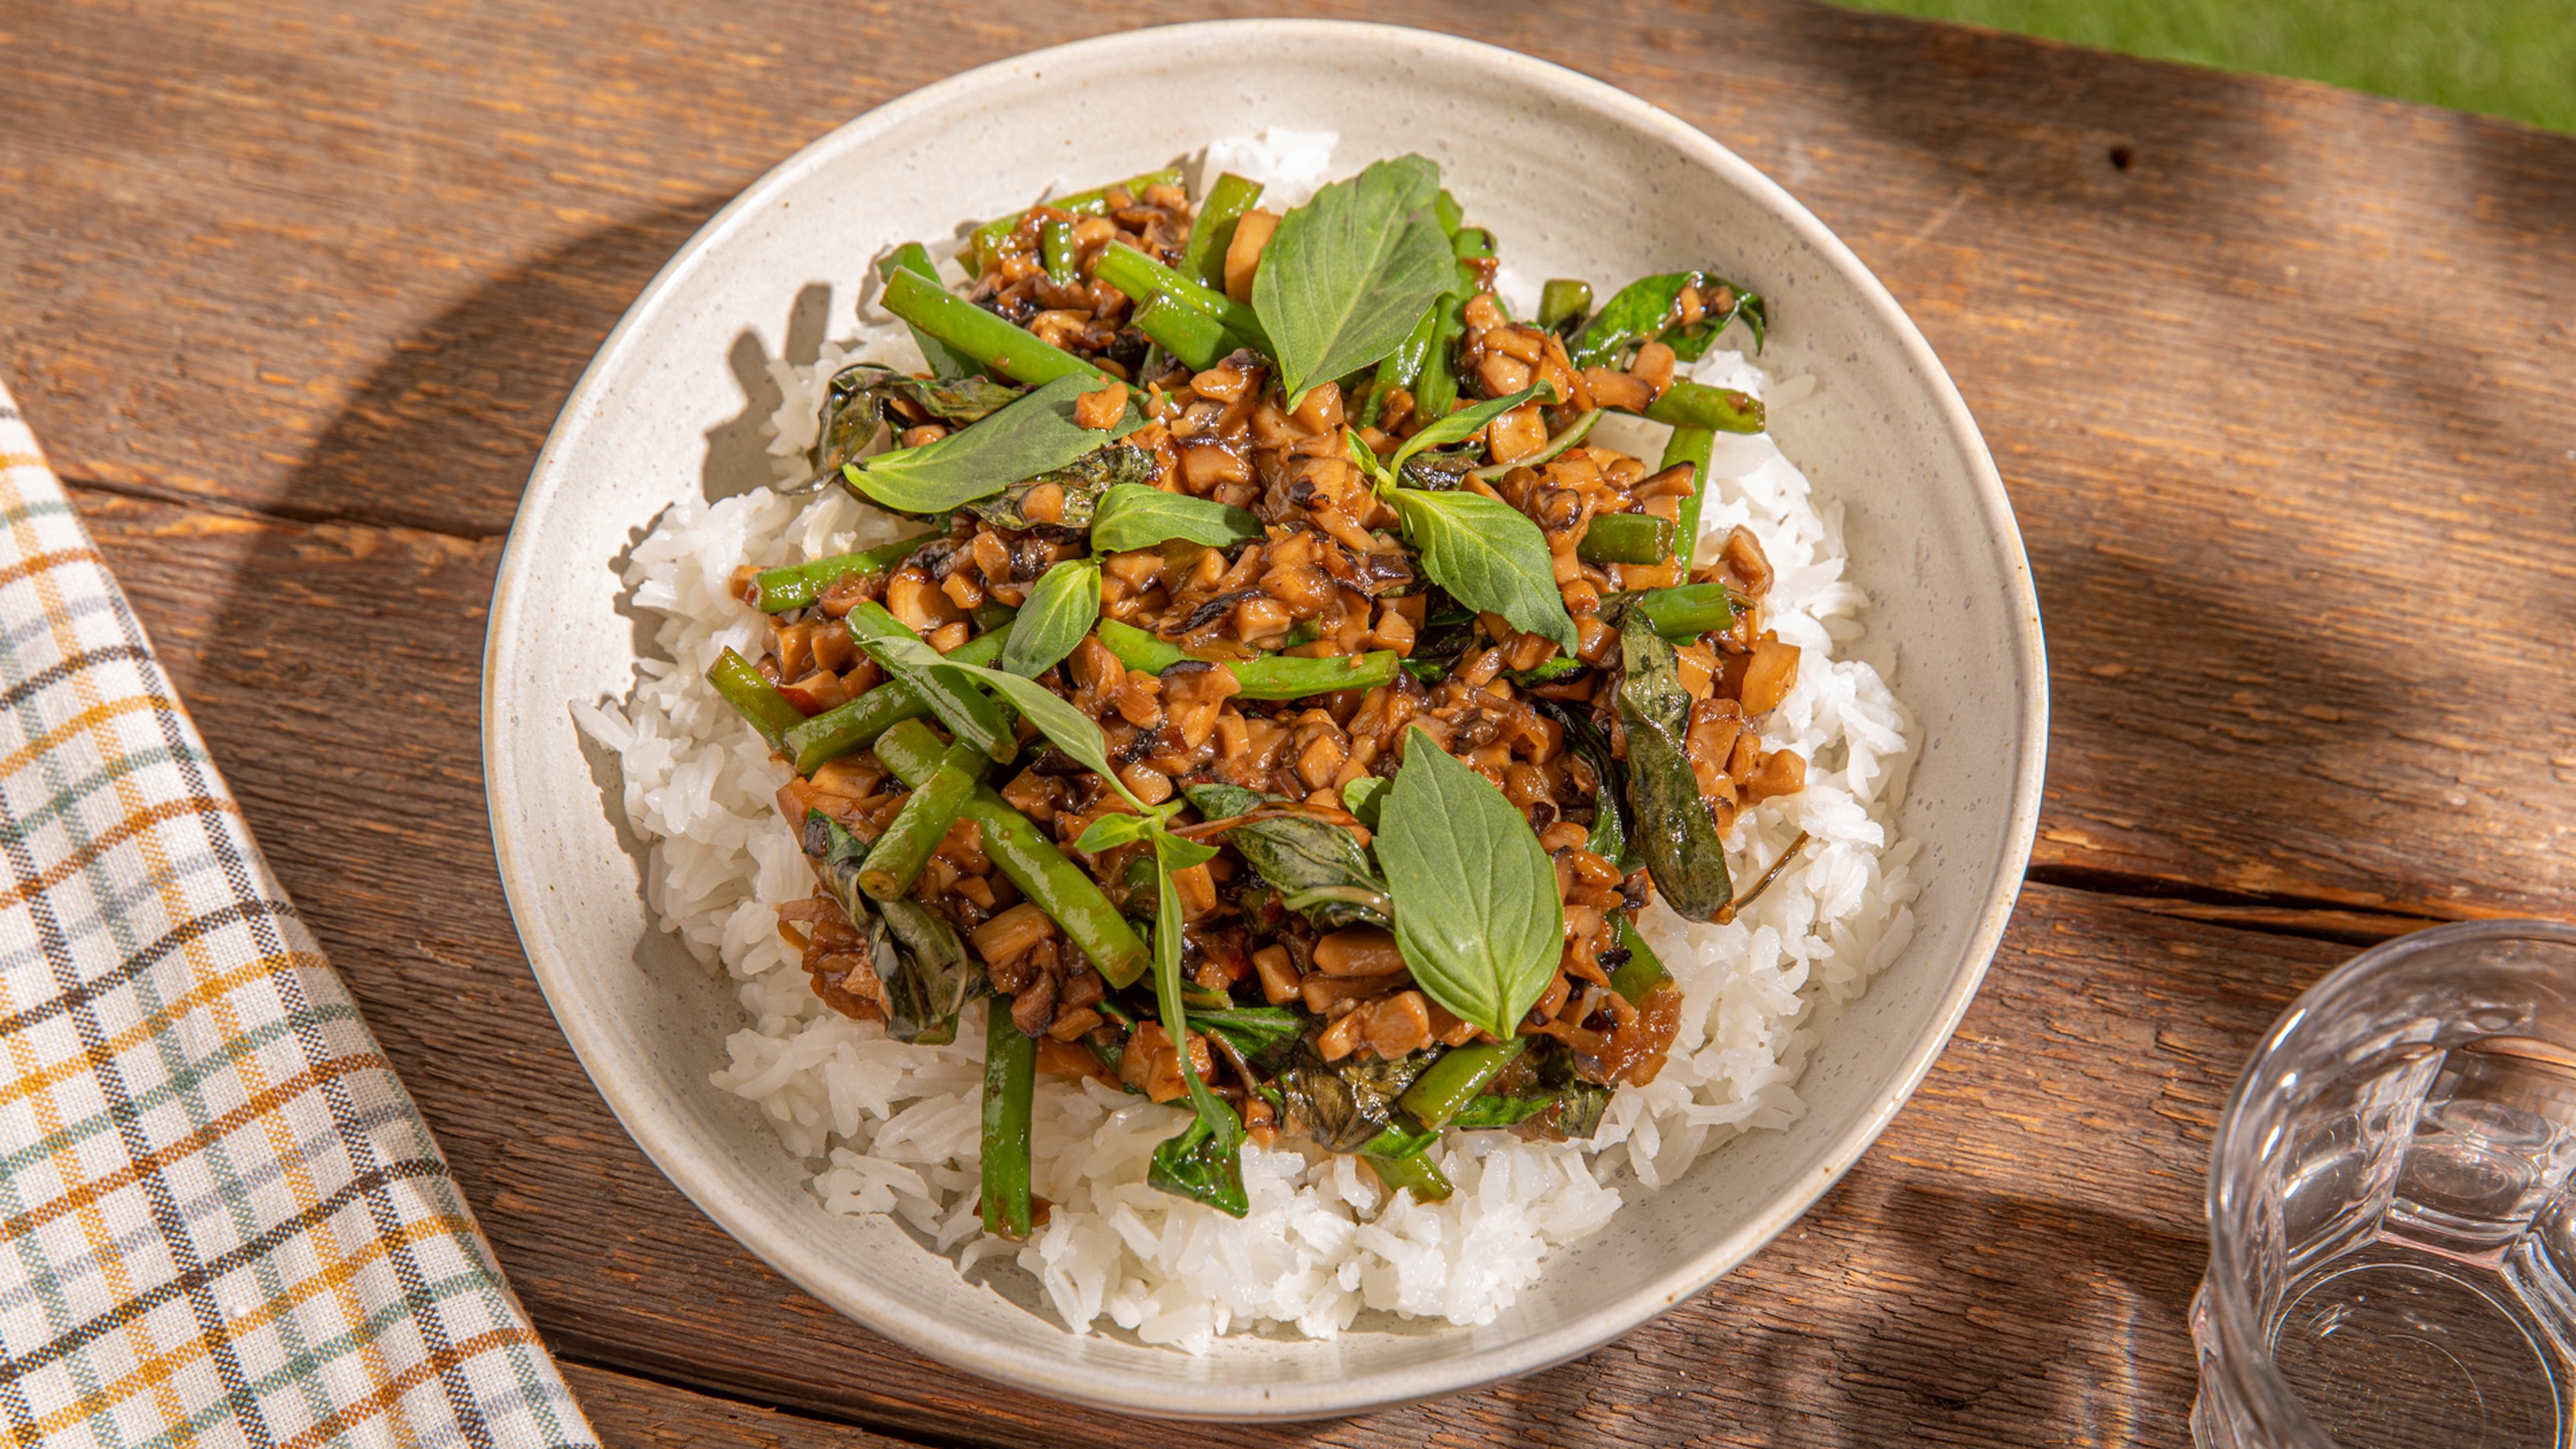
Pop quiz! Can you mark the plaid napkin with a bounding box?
[0,384,595,1447]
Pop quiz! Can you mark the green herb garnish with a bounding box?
[1087,484,1265,552]
[1252,156,1456,405]
[997,559,1101,678]
[1375,726,1564,1040]
[841,372,1140,515]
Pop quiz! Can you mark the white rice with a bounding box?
[573,155,1919,1353]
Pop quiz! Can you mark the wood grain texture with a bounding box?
[9,0,2576,1442]
[564,1363,929,1449]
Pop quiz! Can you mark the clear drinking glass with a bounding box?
[2194,920,2576,1448]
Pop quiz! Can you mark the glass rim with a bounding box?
[2201,916,2576,1443]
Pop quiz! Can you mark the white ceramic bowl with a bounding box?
[484,19,2045,1419]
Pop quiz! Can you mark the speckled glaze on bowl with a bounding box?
[484,19,2045,1420]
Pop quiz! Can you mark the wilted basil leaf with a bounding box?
[1179,784,1391,930]
[805,362,1026,488]
[1145,833,1246,1216]
[803,814,981,1044]
[1528,696,1629,868]
[1271,1044,1435,1152]
[1615,610,1733,919]
[962,443,1154,531]
[1568,270,1768,370]
[843,372,1142,515]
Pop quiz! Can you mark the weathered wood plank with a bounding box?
[562,1362,928,1449]
[7,0,2571,928]
[80,478,2337,1446]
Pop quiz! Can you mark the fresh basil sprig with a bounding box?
[1375,726,1564,1040]
[842,372,1142,515]
[1146,828,1247,1216]
[1088,484,1264,552]
[998,559,1099,677]
[1389,380,1556,471]
[1252,156,1456,405]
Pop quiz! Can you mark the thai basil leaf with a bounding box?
[1187,1006,1305,1065]
[865,630,1146,810]
[997,559,1099,677]
[1388,381,1554,472]
[1376,727,1564,1040]
[806,362,1026,488]
[962,443,1152,531]
[1146,832,1246,1216]
[1179,786,1391,930]
[1447,1091,1555,1130]
[844,604,1017,761]
[1088,484,1265,552]
[1251,155,1456,403]
[1340,775,1388,830]
[1180,782,1269,821]
[1071,812,1158,853]
[1528,696,1629,867]
[842,372,1142,515]
[1271,1043,1435,1152]
[1385,488,1580,653]
[1568,270,1768,370]
[804,814,981,1044]
[1615,609,1733,919]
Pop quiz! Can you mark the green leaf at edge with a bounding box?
[1147,833,1247,1216]
[997,559,1100,677]
[1389,489,1580,653]
[1389,381,1556,472]
[1375,725,1564,1041]
[1089,484,1265,552]
[1252,156,1458,405]
[844,372,1142,515]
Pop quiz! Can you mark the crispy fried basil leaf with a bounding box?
[1615,610,1733,919]
[843,372,1142,515]
[1376,727,1564,1040]
[997,559,1099,678]
[1179,784,1391,930]
[806,363,1026,488]
[961,443,1153,531]
[1252,156,1456,403]
[803,814,981,1044]
[1386,488,1580,654]
[1568,270,1768,370]
[1088,484,1264,552]
[1527,697,1629,869]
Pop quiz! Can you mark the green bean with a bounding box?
[875,719,1150,988]
[1644,380,1766,435]
[1576,512,1676,566]
[966,167,1185,274]
[752,534,933,612]
[859,739,988,900]
[1091,243,1266,352]
[1039,217,1078,286]
[1130,292,1232,372]
[1183,172,1263,288]
[1471,408,1600,482]
[1093,620,1397,700]
[845,602,1016,761]
[706,647,805,752]
[874,244,983,381]
[1397,1038,1527,1130]
[1433,189,1464,238]
[1411,293,1466,421]
[1627,582,1735,641]
[1365,304,1443,428]
[1538,278,1593,332]
[980,1002,1036,1239]
[1610,914,1674,1004]
[1361,1147,1452,1203]
[1659,425,1715,571]
[782,623,1012,773]
[878,268,1106,388]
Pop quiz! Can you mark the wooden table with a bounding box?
[7,1,2572,1441]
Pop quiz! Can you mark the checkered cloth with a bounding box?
[0,384,595,1446]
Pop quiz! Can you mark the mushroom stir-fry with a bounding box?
[710,157,1809,1231]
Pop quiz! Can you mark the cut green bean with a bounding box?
[752,534,934,612]
[966,167,1185,274]
[1362,1147,1452,1202]
[1366,304,1443,429]
[1130,292,1232,373]
[1091,243,1266,352]
[1470,407,1599,481]
[878,268,1106,389]
[1576,512,1677,567]
[859,739,988,900]
[1039,217,1078,286]
[875,719,1150,987]
[1412,293,1466,421]
[980,1002,1036,1239]
[706,647,806,753]
[845,602,1016,761]
[1609,914,1674,1005]
[875,244,982,381]
[1538,278,1593,332]
[1659,424,1715,571]
[1183,172,1263,288]
[782,623,1012,774]
[1398,1038,1527,1130]
[1094,620,1397,700]
[1627,582,1736,641]
[1643,380,1766,435]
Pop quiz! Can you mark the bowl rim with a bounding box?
[484,16,2047,1420]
